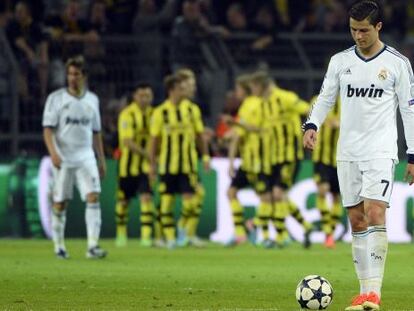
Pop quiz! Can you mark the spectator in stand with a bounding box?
[89,0,113,35]
[132,0,178,102]
[6,1,49,104]
[105,0,136,34]
[225,3,248,33]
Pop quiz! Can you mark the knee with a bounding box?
[272,187,283,202]
[317,183,330,196]
[366,204,386,226]
[348,210,367,232]
[86,192,100,203]
[140,193,152,203]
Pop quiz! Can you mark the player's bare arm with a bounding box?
[93,132,106,178]
[123,138,149,159]
[149,136,160,183]
[43,127,61,168]
[196,132,210,172]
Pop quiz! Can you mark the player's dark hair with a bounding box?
[250,70,272,88]
[235,74,252,95]
[349,1,382,26]
[65,55,88,75]
[135,82,152,90]
[164,74,185,93]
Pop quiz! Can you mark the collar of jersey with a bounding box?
[354,44,387,63]
[65,88,87,100]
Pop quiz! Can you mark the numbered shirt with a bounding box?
[42,88,101,167]
[306,45,414,161]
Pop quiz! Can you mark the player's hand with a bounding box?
[98,159,107,179]
[404,163,414,186]
[51,153,62,169]
[303,129,317,150]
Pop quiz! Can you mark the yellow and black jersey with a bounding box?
[150,99,203,175]
[268,87,309,164]
[236,96,272,175]
[312,97,341,167]
[118,102,152,177]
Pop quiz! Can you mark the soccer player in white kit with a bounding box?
[42,55,107,259]
[303,1,414,310]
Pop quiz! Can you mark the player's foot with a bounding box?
[344,293,367,311]
[154,239,166,248]
[245,219,257,244]
[115,235,127,247]
[276,232,291,248]
[86,246,107,259]
[55,248,69,259]
[225,235,247,247]
[166,240,176,250]
[140,239,152,247]
[303,229,312,249]
[362,292,380,310]
[189,236,206,248]
[260,239,275,249]
[177,228,188,247]
[324,234,335,248]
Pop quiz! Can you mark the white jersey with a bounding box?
[306,44,414,161]
[42,88,101,167]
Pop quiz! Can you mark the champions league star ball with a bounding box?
[295,275,333,310]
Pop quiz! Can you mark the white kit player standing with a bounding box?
[303,1,414,310]
[42,55,107,259]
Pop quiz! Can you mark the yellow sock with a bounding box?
[288,200,312,231]
[316,195,332,235]
[257,202,272,240]
[186,194,202,238]
[140,200,153,240]
[160,194,175,241]
[273,202,288,243]
[230,199,245,238]
[115,201,128,238]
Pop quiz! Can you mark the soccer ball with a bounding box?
[295,275,333,310]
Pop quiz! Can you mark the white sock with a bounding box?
[366,225,388,297]
[85,202,102,249]
[51,208,66,252]
[352,230,370,294]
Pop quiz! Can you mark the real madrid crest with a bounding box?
[378,68,388,81]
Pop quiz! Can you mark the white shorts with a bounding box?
[52,160,101,202]
[337,159,395,208]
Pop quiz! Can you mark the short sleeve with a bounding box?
[192,105,204,134]
[42,93,58,127]
[150,108,163,137]
[118,110,134,140]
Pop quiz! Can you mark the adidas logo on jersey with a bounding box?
[347,84,384,98]
[345,68,352,74]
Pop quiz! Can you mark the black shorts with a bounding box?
[159,173,196,194]
[271,162,300,190]
[314,163,340,194]
[117,175,152,200]
[230,168,271,194]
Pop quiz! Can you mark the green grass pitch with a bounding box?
[1,240,413,310]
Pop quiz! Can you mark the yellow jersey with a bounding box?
[312,97,341,167]
[150,99,204,175]
[118,102,152,177]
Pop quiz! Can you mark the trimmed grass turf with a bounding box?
[0,240,413,310]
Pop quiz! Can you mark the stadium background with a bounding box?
[0,0,413,240]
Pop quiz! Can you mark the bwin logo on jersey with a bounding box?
[347,84,384,98]
[65,117,91,126]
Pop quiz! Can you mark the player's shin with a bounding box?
[85,202,102,249]
[51,207,67,252]
[230,199,246,238]
[140,200,153,242]
[366,225,388,297]
[352,230,370,294]
[115,201,128,241]
[160,194,175,242]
